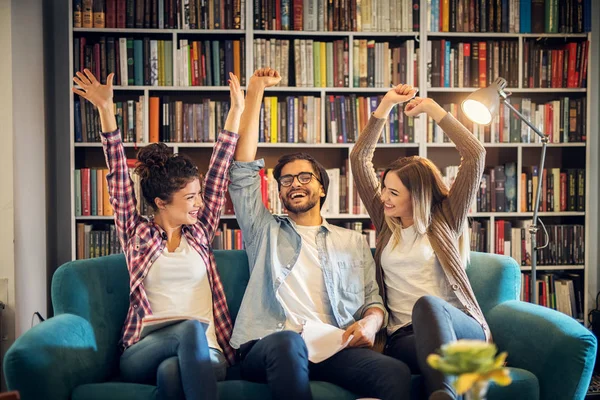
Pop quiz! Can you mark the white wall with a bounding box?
[0,0,17,372]
[11,0,48,336]
[0,0,48,374]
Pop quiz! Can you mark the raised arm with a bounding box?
[229,68,281,251]
[234,68,281,162]
[72,69,139,249]
[197,73,243,241]
[405,97,486,232]
[350,84,417,232]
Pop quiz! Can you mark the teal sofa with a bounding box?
[4,251,596,399]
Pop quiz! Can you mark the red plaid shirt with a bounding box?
[101,128,238,365]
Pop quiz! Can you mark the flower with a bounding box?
[427,340,512,395]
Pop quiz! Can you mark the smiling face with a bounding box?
[156,178,203,225]
[381,171,413,219]
[278,160,325,214]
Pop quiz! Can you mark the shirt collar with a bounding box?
[280,215,332,233]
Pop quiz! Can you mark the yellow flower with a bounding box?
[426,339,513,395]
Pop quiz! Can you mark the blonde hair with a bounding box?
[383,156,470,267]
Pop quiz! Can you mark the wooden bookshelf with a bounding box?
[67,0,593,320]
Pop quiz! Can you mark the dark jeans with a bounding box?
[120,320,224,400]
[384,296,486,399]
[239,330,411,400]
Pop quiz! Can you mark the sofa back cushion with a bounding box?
[466,252,521,315]
[52,254,130,376]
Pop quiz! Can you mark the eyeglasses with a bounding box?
[277,172,322,187]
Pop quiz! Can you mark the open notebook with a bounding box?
[140,315,210,339]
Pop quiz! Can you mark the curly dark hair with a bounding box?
[272,152,329,207]
[134,143,200,211]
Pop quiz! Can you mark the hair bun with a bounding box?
[135,143,170,179]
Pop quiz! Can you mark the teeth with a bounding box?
[291,192,306,199]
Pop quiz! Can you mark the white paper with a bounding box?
[301,320,353,363]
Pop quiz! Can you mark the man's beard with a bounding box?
[281,191,320,214]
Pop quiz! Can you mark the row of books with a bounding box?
[521,272,584,319]
[326,95,417,144]
[75,168,113,217]
[177,39,247,87]
[428,0,592,34]
[74,36,248,88]
[74,0,245,30]
[523,40,589,89]
[213,224,244,250]
[259,96,322,143]
[74,36,174,86]
[521,167,586,213]
[254,0,419,32]
[429,39,589,89]
[428,97,587,144]
[76,223,122,259]
[495,221,584,266]
[428,40,519,89]
[469,219,489,253]
[473,165,585,213]
[75,0,592,34]
[253,39,418,89]
[74,35,588,90]
[149,97,230,142]
[75,97,145,143]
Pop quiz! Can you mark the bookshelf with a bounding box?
[67,0,594,322]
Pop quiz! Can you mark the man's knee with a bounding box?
[264,331,308,360]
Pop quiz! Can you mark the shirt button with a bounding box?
[451,284,459,291]
[277,323,283,328]
[133,305,138,309]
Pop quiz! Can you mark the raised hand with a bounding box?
[404,97,435,117]
[72,69,114,111]
[249,67,282,88]
[382,83,418,105]
[228,72,245,112]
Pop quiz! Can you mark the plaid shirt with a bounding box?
[101,128,238,365]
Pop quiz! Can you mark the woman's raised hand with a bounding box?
[382,83,418,106]
[72,69,114,110]
[228,72,245,112]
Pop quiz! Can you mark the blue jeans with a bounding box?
[239,330,411,400]
[385,296,486,399]
[120,320,226,400]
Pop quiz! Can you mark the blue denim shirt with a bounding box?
[228,159,387,349]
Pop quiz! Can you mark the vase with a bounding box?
[464,381,489,400]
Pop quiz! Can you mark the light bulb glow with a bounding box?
[462,99,492,125]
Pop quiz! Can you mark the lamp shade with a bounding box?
[461,77,507,126]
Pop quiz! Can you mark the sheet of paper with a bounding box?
[301,319,353,363]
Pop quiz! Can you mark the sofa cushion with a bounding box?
[72,381,356,400]
[72,382,156,400]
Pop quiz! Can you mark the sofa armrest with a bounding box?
[4,314,106,400]
[487,300,596,400]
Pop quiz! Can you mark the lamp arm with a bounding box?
[501,98,547,141]
[500,98,549,306]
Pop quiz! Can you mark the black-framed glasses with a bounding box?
[278,172,321,187]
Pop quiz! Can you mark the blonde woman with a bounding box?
[350,84,489,400]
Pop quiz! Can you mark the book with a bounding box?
[140,315,210,339]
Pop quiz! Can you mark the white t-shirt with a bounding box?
[380,225,462,335]
[277,225,337,332]
[144,235,221,351]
